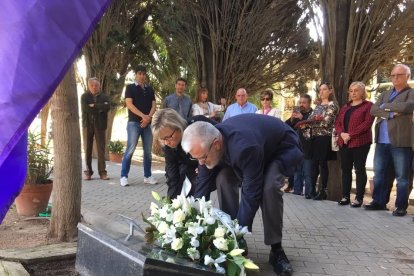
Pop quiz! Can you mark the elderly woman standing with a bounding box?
[256,88,281,118]
[296,82,338,200]
[192,87,226,120]
[335,82,374,207]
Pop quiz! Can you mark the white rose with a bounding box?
[214,227,227,238]
[173,209,186,224]
[171,238,183,251]
[213,237,228,251]
[157,221,169,234]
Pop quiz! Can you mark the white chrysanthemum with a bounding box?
[187,247,200,260]
[214,227,227,238]
[157,221,169,234]
[173,209,186,224]
[171,238,183,251]
[190,236,200,248]
[213,237,228,251]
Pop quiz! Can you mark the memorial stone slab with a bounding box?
[76,222,221,276]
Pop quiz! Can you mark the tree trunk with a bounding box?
[40,100,51,147]
[49,64,82,241]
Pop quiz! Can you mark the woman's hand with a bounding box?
[341,132,351,144]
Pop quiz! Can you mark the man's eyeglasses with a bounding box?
[189,139,215,162]
[390,74,407,78]
[261,97,270,101]
[158,129,176,143]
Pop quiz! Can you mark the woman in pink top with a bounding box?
[256,89,281,118]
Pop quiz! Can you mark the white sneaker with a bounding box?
[144,176,158,185]
[120,177,129,187]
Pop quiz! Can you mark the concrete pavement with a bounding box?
[81,159,414,275]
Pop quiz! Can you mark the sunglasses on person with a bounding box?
[261,97,271,101]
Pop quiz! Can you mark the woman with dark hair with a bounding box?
[335,81,374,207]
[192,87,226,120]
[256,88,281,118]
[296,82,338,200]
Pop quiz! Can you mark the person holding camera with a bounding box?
[285,94,313,197]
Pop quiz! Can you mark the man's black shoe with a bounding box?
[364,202,386,211]
[392,208,407,217]
[269,249,293,276]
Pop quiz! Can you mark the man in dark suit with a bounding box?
[81,77,110,180]
[181,114,303,275]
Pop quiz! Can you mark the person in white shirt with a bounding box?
[256,88,281,118]
[192,87,226,120]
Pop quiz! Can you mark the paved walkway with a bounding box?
[81,159,414,275]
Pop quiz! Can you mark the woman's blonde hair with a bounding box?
[348,81,367,100]
[151,108,187,139]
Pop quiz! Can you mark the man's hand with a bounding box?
[291,112,303,120]
[88,104,94,107]
[140,114,151,128]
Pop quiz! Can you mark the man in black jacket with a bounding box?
[285,94,313,197]
[81,77,110,180]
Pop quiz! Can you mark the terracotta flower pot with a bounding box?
[15,182,53,216]
[109,152,123,163]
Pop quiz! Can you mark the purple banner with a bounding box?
[0,0,112,223]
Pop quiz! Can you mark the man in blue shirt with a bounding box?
[163,78,192,120]
[222,88,257,121]
[182,114,303,275]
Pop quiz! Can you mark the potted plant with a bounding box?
[15,132,53,216]
[108,140,124,163]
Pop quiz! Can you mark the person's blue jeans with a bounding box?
[121,121,153,178]
[373,143,412,209]
[294,159,312,196]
